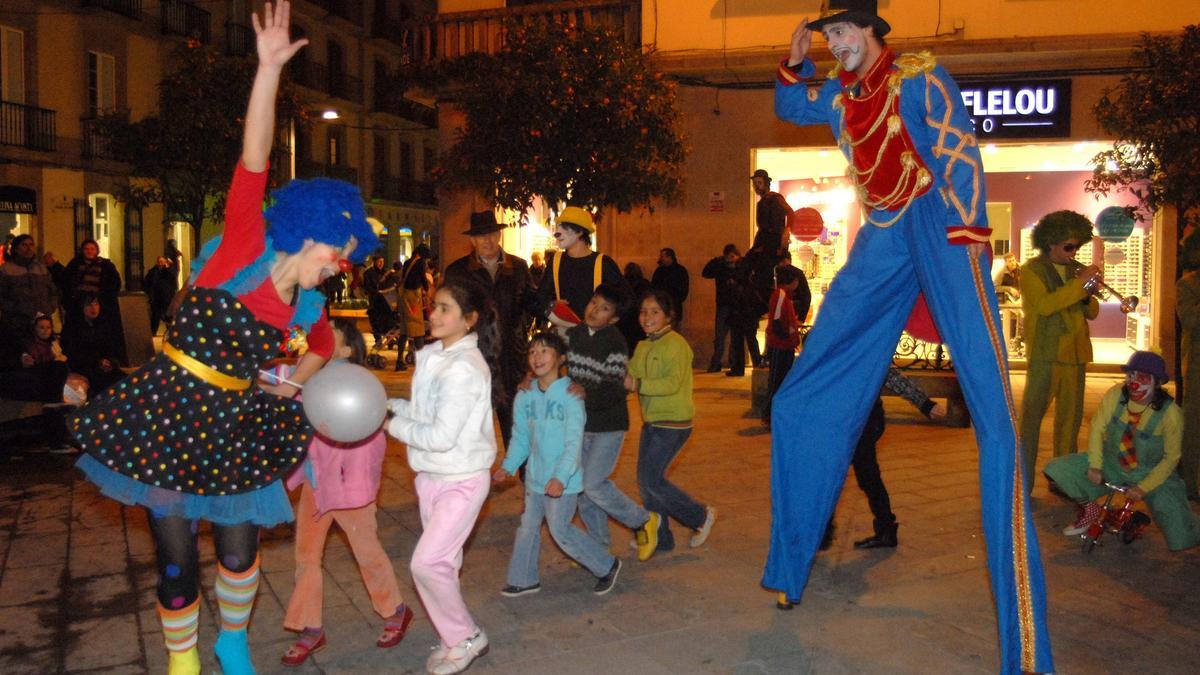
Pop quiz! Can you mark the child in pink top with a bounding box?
[279,318,412,666]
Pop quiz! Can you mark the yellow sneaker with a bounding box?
[167,646,201,675]
[637,512,661,561]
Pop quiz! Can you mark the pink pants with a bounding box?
[411,471,490,647]
[284,482,403,631]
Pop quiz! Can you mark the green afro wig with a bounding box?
[1031,210,1094,253]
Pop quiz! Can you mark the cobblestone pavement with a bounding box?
[1,368,1197,674]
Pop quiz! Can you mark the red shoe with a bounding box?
[281,630,326,667]
[376,605,415,649]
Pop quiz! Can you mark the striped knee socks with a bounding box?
[215,555,260,632]
[158,599,200,675]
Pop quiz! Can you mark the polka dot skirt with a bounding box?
[71,289,311,496]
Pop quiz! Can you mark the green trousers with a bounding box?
[1044,453,1200,551]
[1020,361,1086,492]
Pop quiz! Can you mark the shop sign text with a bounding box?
[958,79,1072,139]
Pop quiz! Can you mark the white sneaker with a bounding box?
[690,506,717,548]
[428,629,489,675]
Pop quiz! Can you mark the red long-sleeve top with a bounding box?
[193,163,333,358]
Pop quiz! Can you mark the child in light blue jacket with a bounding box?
[493,332,622,596]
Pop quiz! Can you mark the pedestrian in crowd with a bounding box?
[1019,210,1100,492]
[750,169,792,260]
[363,254,396,346]
[9,314,77,404]
[1176,230,1200,498]
[702,244,741,372]
[280,319,413,666]
[626,289,717,553]
[766,5,1052,668]
[617,261,651,351]
[395,243,432,371]
[651,247,689,327]
[385,278,500,675]
[538,206,627,332]
[725,260,765,376]
[529,250,546,290]
[61,293,126,393]
[444,210,536,449]
[321,269,346,303]
[1045,351,1200,551]
[143,255,180,336]
[996,252,1022,303]
[764,265,803,426]
[494,331,624,597]
[566,284,660,561]
[70,4,377,670]
[0,234,59,365]
[63,238,127,365]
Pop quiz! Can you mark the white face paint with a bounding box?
[823,22,868,74]
[1126,371,1155,403]
[554,224,581,250]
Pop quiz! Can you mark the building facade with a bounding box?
[423,0,1193,370]
[1,0,439,293]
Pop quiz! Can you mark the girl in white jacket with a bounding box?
[386,277,502,675]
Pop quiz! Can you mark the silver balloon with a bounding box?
[301,362,388,443]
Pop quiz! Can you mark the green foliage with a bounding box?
[1086,25,1200,228]
[95,41,303,252]
[429,22,686,216]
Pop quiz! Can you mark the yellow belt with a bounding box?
[162,342,253,391]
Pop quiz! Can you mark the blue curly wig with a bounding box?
[263,178,379,263]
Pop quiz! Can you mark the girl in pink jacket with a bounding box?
[279,318,413,666]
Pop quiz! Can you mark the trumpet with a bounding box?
[1069,260,1139,314]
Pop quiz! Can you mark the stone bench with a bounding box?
[880,370,970,428]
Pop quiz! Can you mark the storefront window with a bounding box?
[755,140,1153,364]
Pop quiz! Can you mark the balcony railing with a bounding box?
[161,0,211,44]
[81,117,114,159]
[225,22,254,57]
[81,0,142,19]
[373,176,436,206]
[1,101,56,152]
[289,59,362,103]
[371,87,437,128]
[401,0,640,66]
[297,159,359,185]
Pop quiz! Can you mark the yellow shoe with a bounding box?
[637,513,661,561]
[168,646,201,675]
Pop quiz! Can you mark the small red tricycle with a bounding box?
[1080,483,1152,553]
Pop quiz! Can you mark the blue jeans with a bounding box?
[506,490,615,587]
[636,424,706,549]
[579,431,649,548]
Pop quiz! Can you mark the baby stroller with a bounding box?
[1079,483,1152,553]
[365,288,401,369]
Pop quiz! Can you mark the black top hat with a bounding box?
[462,211,506,236]
[808,0,891,38]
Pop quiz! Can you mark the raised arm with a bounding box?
[243,1,308,171]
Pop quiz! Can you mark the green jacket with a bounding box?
[629,329,694,424]
[1019,255,1098,364]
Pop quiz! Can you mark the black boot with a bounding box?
[853,522,899,549]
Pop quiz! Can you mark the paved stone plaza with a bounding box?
[1,369,1197,674]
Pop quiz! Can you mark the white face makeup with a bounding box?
[823,22,868,73]
[553,224,581,250]
[1126,371,1155,403]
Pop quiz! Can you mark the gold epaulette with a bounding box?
[894,51,936,78]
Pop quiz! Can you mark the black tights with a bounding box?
[145,510,260,609]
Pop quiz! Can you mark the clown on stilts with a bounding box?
[763,2,1053,673]
[70,3,378,673]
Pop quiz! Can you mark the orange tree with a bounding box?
[427,22,685,216]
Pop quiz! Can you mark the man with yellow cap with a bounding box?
[537,206,630,330]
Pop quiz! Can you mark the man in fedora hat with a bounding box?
[750,169,792,260]
[444,210,536,448]
[536,206,629,332]
[764,2,1054,672]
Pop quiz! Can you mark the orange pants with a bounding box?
[283,483,403,631]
